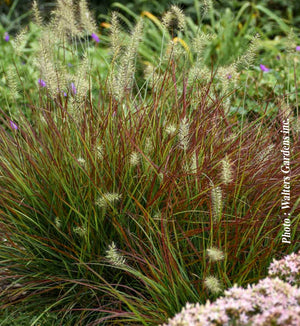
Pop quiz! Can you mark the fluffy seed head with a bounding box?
[204,276,222,294]
[51,0,80,38]
[184,151,197,173]
[73,225,87,237]
[210,182,222,222]
[235,33,260,71]
[96,192,122,208]
[36,30,60,96]
[165,124,177,136]
[190,152,197,171]
[96,144,103,160]
[179,117,190,151]
[6,65,19,98]
[193,32,215,57]
[162,5,185,33]
[13,28,27,56]
[144,63,160,88]
[79,0,97,33]
[206,247,225,262]
[286,29,297,56]
[77,157,86,167]
[105,242,126,266]
[110,12,121,58]
[256,144,275,164]
[110,18,143,100]
[188,66,211,86]
[217,64,238,95]
[144,137,154,155]
[55,217,61,229]
[32,0,43,26]
[73,52,90,106]
[202,0,214,16]
[130,151,140,166]
[221,155,233,185]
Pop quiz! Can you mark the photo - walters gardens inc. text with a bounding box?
[280,118,292,244]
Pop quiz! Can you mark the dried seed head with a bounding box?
[32,0,43,27]
[286,29,297,56]
[190,152,197,171]
[144,63,164,89]
[105,242,126,266]
[235,33,260,71]
[96,192,122,208]
[51,0,80,38]
[36,30,59,96]
[165,124,177,136]
[6,65,19,98]
[202,0,214,17]
[73,52,90,105]
[221,155,233,185]
[110,12,121,58]
[204,276,222,294]
[184,151,197,173]
[217,64,238,95]
[188,66,211,86]
[73,225,87,237]
[96,144,104,160]
[55,217,61,229]
[13,28,27,56]
[162,5,185,33]
[206,247,224,262]
[79,0,97,33]
[193,32,215,57]
[110,18,143,100]
[144,137,154,155]
[256,144,275,164]
[77,157,86,167]
[179,117,190,151]
[130,151,140,166]
[210,182,222,222]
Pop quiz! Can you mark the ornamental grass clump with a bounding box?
[0,1,300,325]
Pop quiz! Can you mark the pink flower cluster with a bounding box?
[268,250,300,286]
[163,251,300,326]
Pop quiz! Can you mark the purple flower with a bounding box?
[63,92,67,97]
[227,74,232,80]
[4,32,9,42]
[10,120,18,130]
[68,63,73,67]
[91,33,100,43]
[260,64,270,72]
[38,79,46,87]
[296,46,300,52]
[276,55,280,60]
[71,82,77,94]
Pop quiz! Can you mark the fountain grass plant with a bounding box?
[0,0,300,325]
